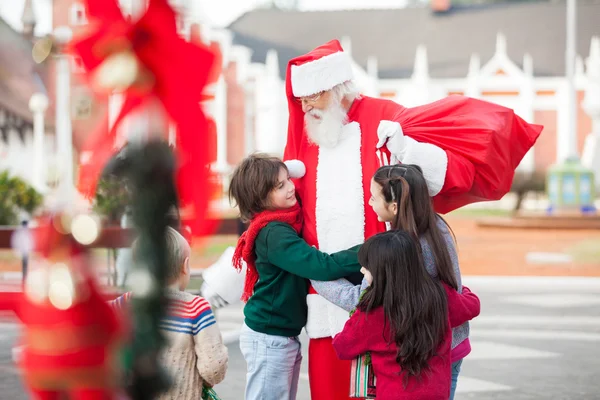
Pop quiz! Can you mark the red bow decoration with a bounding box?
[71,0,218,236]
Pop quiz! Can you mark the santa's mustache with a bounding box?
[304,102,348,148]
[308,109,324,119]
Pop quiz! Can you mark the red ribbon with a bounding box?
[71,0,218,236]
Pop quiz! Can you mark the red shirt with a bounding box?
[332,285,480,400]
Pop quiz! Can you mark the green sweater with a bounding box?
[244,222,361,337]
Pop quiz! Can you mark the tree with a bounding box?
[0,171,43,225]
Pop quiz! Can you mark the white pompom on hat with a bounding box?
[284,159,306,178]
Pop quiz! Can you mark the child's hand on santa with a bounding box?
[360,267,373,286]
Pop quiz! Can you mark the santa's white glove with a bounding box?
[376,121,406,164]
[200,282,230,310]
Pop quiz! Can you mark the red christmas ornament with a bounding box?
[71,0,218,237]
[14,215,126,399]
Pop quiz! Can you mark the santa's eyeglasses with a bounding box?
[294,91,324,104]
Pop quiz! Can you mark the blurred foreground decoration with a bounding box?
[103,140,180,398]
[66,0,218,398]
[71,0,218,238]
[0,0,220,398]
[18,213,126,399]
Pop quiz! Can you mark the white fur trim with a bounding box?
[401,136,448,196]
[315,122,364,253]
[305,121,364,339]
[291,51,354,97]
[306,293,350,338]
[284,159,306,178]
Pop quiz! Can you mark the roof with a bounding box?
[228,0,600,79]
[0,16,50,124]
[230,31,304,78]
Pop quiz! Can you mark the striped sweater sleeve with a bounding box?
[165,296,228,386]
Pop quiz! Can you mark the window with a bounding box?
[69,3,88,26]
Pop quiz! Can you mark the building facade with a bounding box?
[6,0,600,195]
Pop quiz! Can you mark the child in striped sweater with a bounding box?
[112,227,228,400]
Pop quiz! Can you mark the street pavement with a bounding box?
[1,276,600,399]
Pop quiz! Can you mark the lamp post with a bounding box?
[54,26,74,203]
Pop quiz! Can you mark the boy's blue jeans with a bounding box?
[239,323,303,400]
[450,359,463,400]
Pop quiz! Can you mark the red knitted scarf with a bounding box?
[232,203,303,302]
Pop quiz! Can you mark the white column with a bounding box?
[582,36,600,188]
[517,54,535,173]
[362,56,378,97]
[400,45,433,107]
[341,36,352,57]
[214,76,229,173]
[556,83,571,163]
[244,81,256,156]
[564,0,579,160]
[466,54,481,98]
[28,93,49,191]
[254,50,285,156]
[367,56,378,80]
[54,26,74,201]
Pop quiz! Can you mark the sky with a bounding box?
[0,0,411,35]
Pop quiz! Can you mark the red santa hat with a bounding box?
[284,40,353,161]
[289,40,354,98]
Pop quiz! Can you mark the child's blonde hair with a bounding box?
[132,227,190,281]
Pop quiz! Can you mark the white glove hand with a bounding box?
[200,282,230,310]
[376,121,406,163]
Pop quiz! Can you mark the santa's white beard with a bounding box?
[304,101,348,148]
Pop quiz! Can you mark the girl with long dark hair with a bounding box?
[311,164,470,398]
[332,230,480,399]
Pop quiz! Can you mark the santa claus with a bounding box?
[282,39,542,400]
[197,39,541,399]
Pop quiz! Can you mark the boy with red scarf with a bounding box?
[230,153,362,400]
